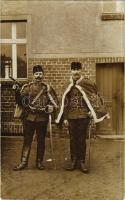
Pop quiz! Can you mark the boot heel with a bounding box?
[13,162,28,171]
[65,160,77,171]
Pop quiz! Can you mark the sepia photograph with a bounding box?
[0,0,124,199]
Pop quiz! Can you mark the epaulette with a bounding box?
[28,81,34,86]
[46,84,50,92]
[20,82,33,92]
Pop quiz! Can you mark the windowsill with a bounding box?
[1,78,28,87]
[101,13,124,21]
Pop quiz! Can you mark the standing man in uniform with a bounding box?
[13,65,58,171]
[56,62,109,173]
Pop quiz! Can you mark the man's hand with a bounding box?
[88,111,93,119]
[64,120,69,127]
[47,105,54,113]
[12,84,20,90]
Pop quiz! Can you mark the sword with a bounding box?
[49,114,57,170]
[88,119,92,170]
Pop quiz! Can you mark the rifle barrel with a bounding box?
[9,76,22,86]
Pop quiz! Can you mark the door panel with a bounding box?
[96,63,124,134]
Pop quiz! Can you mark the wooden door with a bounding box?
[96,63,124,135]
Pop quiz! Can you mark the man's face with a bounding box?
[33,71,44,82]
[71,69,82,81]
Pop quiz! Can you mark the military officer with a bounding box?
[13,65,58,171]
[56,62,109,173]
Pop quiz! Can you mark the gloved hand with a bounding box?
[88,111,93,119]
[12,84,20,90]
[47,105,54,113]
[64,120,69,127]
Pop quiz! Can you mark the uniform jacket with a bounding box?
[19,80,58,122]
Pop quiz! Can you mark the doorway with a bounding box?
[96,63,124,135]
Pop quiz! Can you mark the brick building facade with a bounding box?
[1,1,124,136]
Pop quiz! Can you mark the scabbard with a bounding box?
[49,114,57,170]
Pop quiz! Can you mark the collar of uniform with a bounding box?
[33,79,44,86]
[70,75,83,84]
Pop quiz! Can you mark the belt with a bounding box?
[29,105,52,114]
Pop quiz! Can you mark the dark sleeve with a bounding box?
[56,94,69,126]
[14,90,22,105]
[18,84,30,107]
[48,86,59,121]
[63,95,69,120]
[60,82,71,121]
[49,86,59,108]
[20,84,30,96]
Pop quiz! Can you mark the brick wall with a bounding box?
[28,57,96,91]
[1,57,124,136]
[1,82,24,135]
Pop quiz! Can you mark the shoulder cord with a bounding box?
[46,84,58,108]
[56,83,109,124]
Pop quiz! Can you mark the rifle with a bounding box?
[9,76,22,87]
[9,76,23,105]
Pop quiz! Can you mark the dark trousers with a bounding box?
[21,120,48,164]
[68,118,89,162]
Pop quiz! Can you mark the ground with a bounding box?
[1,137,124,200]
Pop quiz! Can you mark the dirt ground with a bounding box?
[1,137,124,200]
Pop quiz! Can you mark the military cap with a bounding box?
[33,65,44,74]
[71,62,82,70]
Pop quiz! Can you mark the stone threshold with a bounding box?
[96,135,125,140]
[101,13,124,21]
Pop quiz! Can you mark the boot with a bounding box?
[65,160,77,171]
[80,161,89,174]
[13,162,28,171]
[13,156,28,171]
[36,161,45,170]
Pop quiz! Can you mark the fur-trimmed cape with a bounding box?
[56,76,110,124]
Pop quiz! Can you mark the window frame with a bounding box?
[101,1,124,21]
[0,20,28,79]
[101,0,124,13]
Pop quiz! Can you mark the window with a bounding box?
[101,0,124,13]
[0,20,27,79]
[101,1,124,20]
[115,1,124,12]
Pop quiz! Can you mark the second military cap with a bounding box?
[71,62,82,70]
